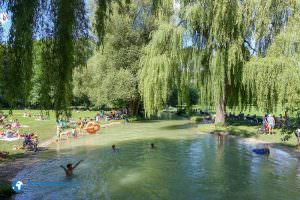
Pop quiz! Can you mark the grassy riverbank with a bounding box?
[198,122,298,147]
[0,110,116,158]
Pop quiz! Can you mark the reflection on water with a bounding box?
[14,119,300,200]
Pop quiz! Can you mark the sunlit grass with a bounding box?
[0,110,100,156]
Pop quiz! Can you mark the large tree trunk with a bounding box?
[128,98,140,116]
[215,95,226,125]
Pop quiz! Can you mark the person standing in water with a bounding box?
[60,160,84,177]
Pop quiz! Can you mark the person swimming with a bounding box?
[60,160,84,177]
[111,144,117,152]
[150,143,156,149]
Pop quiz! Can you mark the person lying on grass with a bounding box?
[60,160,84,177]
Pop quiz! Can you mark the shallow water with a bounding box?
[14,119,300,200]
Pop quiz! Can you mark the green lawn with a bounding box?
[0,110,100,157]
[198,122,298,147]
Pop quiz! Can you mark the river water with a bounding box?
[14,118,300,200]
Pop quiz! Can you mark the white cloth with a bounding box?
[0,137,20,141]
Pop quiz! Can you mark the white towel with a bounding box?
[0,137,20,141]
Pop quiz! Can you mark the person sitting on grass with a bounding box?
[11,119,21,129]
[60,160,84,177]
[23,133,32,148]
[32,135,39,152]
[5,125,15,138]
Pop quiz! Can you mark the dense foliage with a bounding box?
[0,0,111,117]
[73,1,155,115]
[139,0,300,123]
[243,11,300,113]
[0,0,300,123]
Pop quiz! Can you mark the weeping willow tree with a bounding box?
[139,0,299,124]
[139,22,184,117]
[50,0,90,118]
[243,11,300,113]
[140,0,249,122]
[3,0,38,112]
[1,0,299,121]
[0,0,125,118]
[139,0,197,117]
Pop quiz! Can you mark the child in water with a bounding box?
[60,160,84,177]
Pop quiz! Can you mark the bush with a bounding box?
[190,116,203,123]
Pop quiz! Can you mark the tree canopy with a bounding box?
[73,1,155,114]
[139,0,300,123]
[0,0,300,122]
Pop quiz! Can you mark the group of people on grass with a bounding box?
[56,109,130,140]
[0,119,21,138]
[227,112,286,127]
[97,109,129,122]
[226,112,286,134]
[0,115,40,151]
[24,111,49,120]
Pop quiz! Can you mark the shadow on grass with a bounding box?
[160,123,194,130]
[227,127,257,138]
[227,120,260,127]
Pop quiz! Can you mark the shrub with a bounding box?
[190,116,203,123]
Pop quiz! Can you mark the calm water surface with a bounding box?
[14,118,300,200]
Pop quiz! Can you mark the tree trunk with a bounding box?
[128,98,140,116]
[215,95,226,125]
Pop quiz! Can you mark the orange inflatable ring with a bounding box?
[84,122,100,134]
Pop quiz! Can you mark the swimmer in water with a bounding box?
[150,143,156,149]
[60,160,84,177]
[112,144,120,153]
